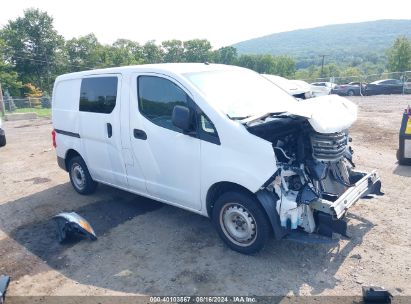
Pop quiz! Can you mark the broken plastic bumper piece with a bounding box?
[53,212,97,243]
[312,170,381,219]
[0,275,10,304]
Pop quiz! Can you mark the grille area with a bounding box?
[310,132,348,161]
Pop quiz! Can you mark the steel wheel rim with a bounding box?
[219,203,257,247]
[71,163,86,190]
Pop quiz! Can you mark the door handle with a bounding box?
[107,123,112,138]
[133,129,147,140]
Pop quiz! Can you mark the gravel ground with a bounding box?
[0,95,410,298]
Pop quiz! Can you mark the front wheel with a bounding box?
[212,191,271,254]
[68,156,97,195]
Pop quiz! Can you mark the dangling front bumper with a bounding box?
[311,170,381,219]
[256,169,382,243]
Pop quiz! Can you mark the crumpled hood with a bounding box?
[287,95,358,133]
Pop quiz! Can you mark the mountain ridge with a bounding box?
[232,19,411,68]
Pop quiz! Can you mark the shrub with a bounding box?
[22,83,43,98]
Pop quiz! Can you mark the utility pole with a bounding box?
[320,55,327,78]
[44,52,51,93]
[0,83,5,116]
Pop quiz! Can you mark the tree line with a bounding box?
[1,8,411,97]
[295,36,411,83]
[0,9,295,96]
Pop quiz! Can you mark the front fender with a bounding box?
[256,189,288,240]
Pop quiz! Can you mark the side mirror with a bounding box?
[172,105,193,133]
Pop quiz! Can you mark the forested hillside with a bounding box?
[233,20,411,68]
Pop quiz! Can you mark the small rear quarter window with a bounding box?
[79,77,118,114]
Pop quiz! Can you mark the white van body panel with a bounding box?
[129,72,202,210]
[53,64,276,215]
[52,64,382,251]
[303,95,358,133]
[52,78,84,164]
[126,71,276,213]
[244,94,358,134]
[52,64,277,217]
[51,64,359,217]
[180,78,278,202]
[78,74,127,188]
[199,122,276,195]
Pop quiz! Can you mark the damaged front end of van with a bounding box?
[247,95,382,243]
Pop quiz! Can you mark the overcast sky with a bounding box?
[1,0,410,48]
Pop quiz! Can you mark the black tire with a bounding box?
[68,156,97,195]
[0,135,6,147]
[212,191,271,254]
[347,90,355,96]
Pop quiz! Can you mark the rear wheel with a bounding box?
[347,90,355,96]
[212,191,271,254]
[0,135,6,147]
[68,156,97,195]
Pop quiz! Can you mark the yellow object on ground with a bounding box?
[406,117,411,135]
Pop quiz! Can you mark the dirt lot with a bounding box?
[0,95,411,298]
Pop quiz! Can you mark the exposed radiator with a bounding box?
[310,132,348,162]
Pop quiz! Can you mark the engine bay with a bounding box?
[246,114,380,238]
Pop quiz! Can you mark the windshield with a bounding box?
[183,69,298,118]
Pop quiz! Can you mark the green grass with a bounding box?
[12,107,51,118]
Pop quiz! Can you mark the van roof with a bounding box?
[55,63,244,81]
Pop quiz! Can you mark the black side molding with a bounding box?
[55,129,80,138]
[256,189,288,240]
[57,156,67,171]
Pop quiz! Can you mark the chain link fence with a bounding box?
[1,95,51,117]
[302,71,411,95]
[303,71,411,84]
[1,70,411,118]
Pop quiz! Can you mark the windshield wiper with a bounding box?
[265,112,287,119]
[228,115,251,120]
[241,111,288,125]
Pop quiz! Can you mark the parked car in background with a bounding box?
[290,80,314,99]
[310,82,336,96]
[0,117,6,147]
[262,74,313,99]
[331,82,366,96]
[365,79,404,95]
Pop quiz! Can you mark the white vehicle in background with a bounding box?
[263,74,313,99]
[290,80,313,97]
[52,63,381,254]
[310,81,337,97]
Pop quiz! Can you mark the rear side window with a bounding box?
[138,76,190,131]
[80,77,118,113]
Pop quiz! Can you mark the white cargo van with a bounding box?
[52,63,382,253]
